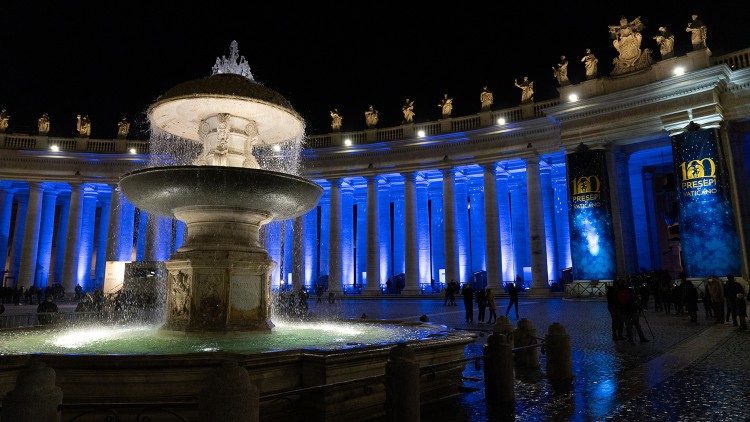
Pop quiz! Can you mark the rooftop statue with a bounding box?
[364,105,379,128]
[438,94,453,118]
[581,49,599,79]
[654,27,675,60]
[609,16,652,75]
[212,40,254,80]
[686,14,707,50]
[480,86,493,111]
[0,109,8,133]
[117,116,130,139]
[553,55,570,86]
[76,114,91,138]
[402,99,415,124]
[330,108,343,131]
[38,112,50,135]
[514,77,534,104]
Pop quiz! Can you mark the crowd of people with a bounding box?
[443,279,521,325]
[606,272,748,343]
[0,283,65,306]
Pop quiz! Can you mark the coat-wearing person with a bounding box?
[505,283,519,319]
[486,289,497,324]
[620,285,649,343]
[606,285,625,341]
[461,284,474,323]
[724,275,740,326]
[707,276,725,324]
[476,288,487,324]
[683,280,699,323]
[736,292,748,330]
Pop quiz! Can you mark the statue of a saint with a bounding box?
[552,56,570,86]
[330,109,343,131]
[653,27,675,60]
[0,109,9,133]
[38,113,50,135]
[686,14,707,50]
[402,99,415,124]
[76,114,91,138]
[480,86,493,111]
[581,49,599,79]
[364,105,379,128]
[609,16,652,75]
[438,94,453,118]
[117,116,130,139]
[514,77,534,104]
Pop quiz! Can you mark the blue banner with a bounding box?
[567,146,616,280]
[671,125,741,277]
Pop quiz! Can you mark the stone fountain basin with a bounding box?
[119,165,323,220]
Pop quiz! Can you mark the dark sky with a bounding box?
[1,1,748,137]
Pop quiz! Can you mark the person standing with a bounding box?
[606,284,625,341]
[736,292,748,330]
[707,276,724,324]
[724,275,740,326]
[476,288,487,325]
[622,285,649,343]
[505,282,519,320]
[486,288,497,324]
[461,283,474,323]
[684,279,699,323]
[702,284,713,320]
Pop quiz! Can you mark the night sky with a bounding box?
[1,1,748,137]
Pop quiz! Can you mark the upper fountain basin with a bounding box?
[148,73,304,144]
[119,166,323,220]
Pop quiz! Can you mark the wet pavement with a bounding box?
[309,296,750,421]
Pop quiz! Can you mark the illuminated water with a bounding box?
[0,321,446,355]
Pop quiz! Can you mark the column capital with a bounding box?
[522,154,540,165]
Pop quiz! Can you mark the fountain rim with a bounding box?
[147,93,304,124]
[119,164,319,187]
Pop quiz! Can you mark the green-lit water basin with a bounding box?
[0,320,448,355]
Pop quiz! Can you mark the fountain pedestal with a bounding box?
[163,205,274,332]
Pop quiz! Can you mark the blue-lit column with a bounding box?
[8,194,28,283]
[553,176,572,271]
[341,181,355,290]
[303,209,318,288]
[145,213,172,262]
[509,175,529,283]
[497,171,514,283]
[355,187,367,288]
[403,171,420,294]
[525,156,549,295]
[607,146,638,275]
[265,221,282,287]
[416,174,430,286]
[540,163,559,282]
[328,178,342,293]
[483,164,501,287]
[119,198,136,262]
[62,183,84,292]
[292,216,304,290]
[442,168,459,284]
[429,179,445,284]
[34,186,58,288]
[391,183,405,277]
[468,174,486,278]
[454,172,471,283]
[0,187,16,275]
[135,209,147,261]
[378,178,391,284]
[76,186,98,289]
[93,190,112,289]
[173,221,186,252]
[105,185,122,261]
[54,192,71,283]
[18,183,44,288]
[365,175,381,294]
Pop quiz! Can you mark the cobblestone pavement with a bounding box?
[309,296,749,421]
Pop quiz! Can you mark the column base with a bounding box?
[400,288,422,296]
[362,289,382,297]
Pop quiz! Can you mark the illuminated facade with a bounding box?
[1,48,750,294]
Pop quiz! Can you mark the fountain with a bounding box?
[0,43,474,420]
[119,40,320,332]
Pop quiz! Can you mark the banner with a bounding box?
[567,146,616,280]
[671,125,740,277]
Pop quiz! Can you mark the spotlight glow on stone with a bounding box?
[497,117,506,125]
[673,66,686,76]
[344,138,352,146]
[568,93,579,102]
[417,130,426,138]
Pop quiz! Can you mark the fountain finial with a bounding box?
[212,40,254,80]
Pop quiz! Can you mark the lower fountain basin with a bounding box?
[118,165,323,220]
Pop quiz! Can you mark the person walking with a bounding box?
[461,283,474,323]
[486,288,497,324]
[622,284,649,343]
[505,282,519,320]
[736,291,748,330]
[448,280,458,306]
[476,288,487,324]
